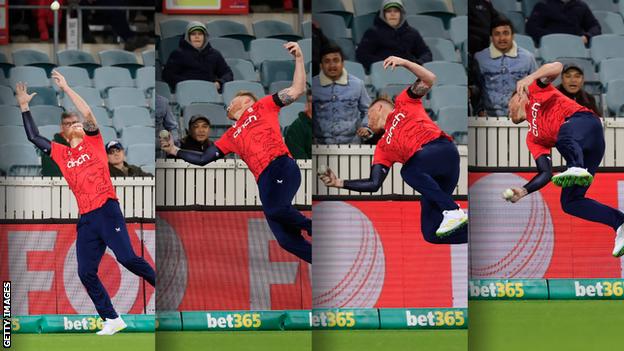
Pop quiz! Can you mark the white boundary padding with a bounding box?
[468,117,624,168]
[312,144,469,197]
[0,177,154,220]
[155,158,312,207]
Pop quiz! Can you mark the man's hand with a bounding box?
[215,81,221,91]
[507,187,528,203]
[581,35,588,45]
[319,167,344,188]
[284,42,302,59]
[357,127,373,139]
[51,70,69,91]
[383,56,408,70]
[160,135,179,156]
[516,76,534,97]
[15,82,36,110]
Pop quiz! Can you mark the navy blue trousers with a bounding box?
[401,138,467,244]
[77,199,156,319]
[555,112,624,230]
[258,156,312,263]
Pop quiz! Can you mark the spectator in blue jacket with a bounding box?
[356,0,432,71]
[475,16,537,116]
[155,94,179,157]
[162,21,233,92]
[313,44,372,144]
[526,0,601,45]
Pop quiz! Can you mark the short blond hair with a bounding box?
[235,91,258,102]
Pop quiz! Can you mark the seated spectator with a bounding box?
[313,44,372,144]
[41,111,77,176]
[155,94,180,149]
[526,0,600,45]
[285,88,312,159]
[107,141,153,177]
[162,21,233,92]
[180,114,213,152]
[356,0,432,71]
[557,63,601,116]
[475,17,537,116]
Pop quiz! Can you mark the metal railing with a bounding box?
[0,176,154,220]
[312,144,469,197]
[468,117,624,168]
[155,158,312,207]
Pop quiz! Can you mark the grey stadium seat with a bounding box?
[100,126,119,144]
[9,66,50,87]
[53,66,92,88]
[605,79,624,116]
[592,11,624,35]
[29,87,58,106]
[63,87,103,110]
[249,38,292,68]
[175,80,221,108]
[136,66,155,96]
[208,37,249,61]
[599,58,624,86]
[449,16,467,46]
[159,18,190,39]
[205,20,255,49]
[351,13,376,45]
[126,143,155,171]
[312,13,349,40]
[56,50,100,78]
[344,60,367,82]
[182,103,230,131]
[423,37,460,62]
[31,105,64,126]
[0,125,28,144]
[252,20,302,41]
[514,34,537,56]
[225,58,258,82]
[98,50,142,77]
[590,34,624,65]
[539,34,589,62]
[94,66,135,93]
[0,105,22,125]
[429,85,467,116]
[406,15,449,39]
[0,144,39,175]
[423,61,467,86]
[222,80,265,105]
[260,60,295,88]
[142,49,156,66]
[112,106,152,132]
[269,80,291,95]
[437,105,468,143]
[278,102,305,128]
[370,62,414,91]
[0,86,15,105]
[353,0,382,16]
[121,126,154,146]
[107,87,148,110]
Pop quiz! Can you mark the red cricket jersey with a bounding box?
[373,89,452,167]
[524,80,593,159]
[215,94,292,180]
[51,131,118,214]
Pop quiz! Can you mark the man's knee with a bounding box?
[264,205,290,222]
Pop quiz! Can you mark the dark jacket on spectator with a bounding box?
[355,0,432,70]
[557,85,601,116]
[179,136,213,153]
[468,0,500,55]
[285,111,312,159]
[162,21,233,91]
[109,162,153,177]
[41,133,68,176]
[526,0,601,44]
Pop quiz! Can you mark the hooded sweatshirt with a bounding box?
[356,0,432,70]
[162,21,234,90]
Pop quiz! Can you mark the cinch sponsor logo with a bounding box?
[66,153,91,168]
[529,102,540,137]
[233,115,257,138]
[385,113,406,144]
[574,281,624,297]
[206,313,261,329]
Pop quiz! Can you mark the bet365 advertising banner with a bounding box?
[469,172,624,279]
[0,223,155,315]
[313,201,468,309]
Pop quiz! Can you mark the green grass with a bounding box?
[157,331,311,351]
[11,333,154,351]
[470,300,624,351]
[314,330,467,351]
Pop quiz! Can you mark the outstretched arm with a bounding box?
[507,155,552,203]
[516,62,563,96]
[52,70,98,132]
[383,56,437,98]
[319,164,390,192]
[160,137,224,166]
[277,42,306,106]
[16,82,52,154]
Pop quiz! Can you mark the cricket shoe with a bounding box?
[551,167,593,187]
[436,209,468,237]
[96,316,127,336]
[613,223,624,258]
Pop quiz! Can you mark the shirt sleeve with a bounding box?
[372,145,394,168]
[214,133,234,156]
[50,142,63,165]
[526,134,551,160]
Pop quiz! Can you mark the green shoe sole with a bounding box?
[435,218,468,238]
